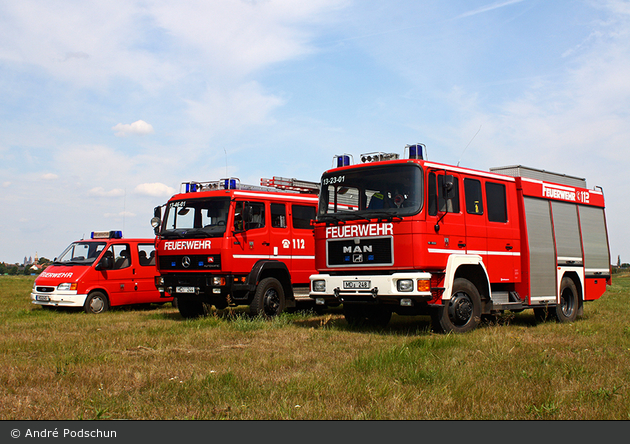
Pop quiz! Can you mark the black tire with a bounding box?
[177,298,207,319]
[250,277,285,318]
[84,291,109,314]
[431,278,481,333]
[555,277,579,323]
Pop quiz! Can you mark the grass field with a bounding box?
[1,274,630,420]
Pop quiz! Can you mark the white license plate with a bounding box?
[176,286,196,294]
[343,280,371,290]
[36,295,50,302]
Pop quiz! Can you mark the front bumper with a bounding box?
[309,272,433,306]
[30,290,88,308]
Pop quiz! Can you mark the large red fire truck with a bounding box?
[309,145,611,333]
[151,176,321,319]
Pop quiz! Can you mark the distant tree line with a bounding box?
[1,257,52,276]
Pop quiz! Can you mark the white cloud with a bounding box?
[3,181,11,188]
[112,120,155,137]
[88,187,125,198]
[134,182,176,197]
[41,173,58,180]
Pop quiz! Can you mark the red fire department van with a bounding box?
[151,176,321,319]
[31,231,172,313]
[309,145,611,333]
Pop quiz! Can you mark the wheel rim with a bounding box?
[560,288,575,317]
[448,292,473,326]
[90,296,105,313]
[262,288,280,316]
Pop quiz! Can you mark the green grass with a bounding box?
[1,274,630,419]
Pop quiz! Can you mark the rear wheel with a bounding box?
[555,277,579,322]
[250,278,286,318]
[431,278,481,333]
[84,291,109,314]
[177,298,207,319]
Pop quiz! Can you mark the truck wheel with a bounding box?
[250,277,285,318]
[84,291,109,314]
[431,278,481,333]
[177,298,206,319]
[555,277,579,323]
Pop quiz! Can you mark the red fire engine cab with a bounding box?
[151,176,321,319]
[309,145,611,333]
[31,231,171,314]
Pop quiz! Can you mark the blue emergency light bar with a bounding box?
[91,231,123,239]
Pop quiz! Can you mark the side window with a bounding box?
[486,182,507,223]
[271,203,287,228]
[104,244,131,270]
[234,201,266,231]
[464,178,484,215]
[138,244,156,266]
[292,205,316,229]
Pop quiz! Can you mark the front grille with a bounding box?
[159,254,221,271]
[327,236,393,267]
[36,287,55,293]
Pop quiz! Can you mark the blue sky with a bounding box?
[1,0,629,265]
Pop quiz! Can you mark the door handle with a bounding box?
[262,242,270,246]
[505,245,513,251]
[458,242,466,248]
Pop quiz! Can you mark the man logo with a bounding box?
[343,245,373,254]
[182,256,191,268]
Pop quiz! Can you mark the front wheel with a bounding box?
[84,291,109,314]
[250,278,286,319]
[431,278,481,333]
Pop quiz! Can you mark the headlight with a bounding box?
[155,276,165,286]
[312,280,326,292]
[212,277,226,286]
[57,283,77,291]
[397,279,414,292]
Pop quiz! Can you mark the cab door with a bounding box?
[232,200,271,273]
[425,171,467,269]
[288,203,317,284]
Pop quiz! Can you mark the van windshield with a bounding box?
[54,242,107,265]
[318,163,423,222]
[161,197,230,239]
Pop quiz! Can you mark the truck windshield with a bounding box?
[161,197,231,239]
[318,163,423,221]
[54,242,107,265]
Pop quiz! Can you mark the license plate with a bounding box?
[343,280,371,290]
[176,286,196,294]
[36,295,50,302]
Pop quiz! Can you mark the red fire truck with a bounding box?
[31,231,172,313]
[151,177,321,319]
[309,145,611,333]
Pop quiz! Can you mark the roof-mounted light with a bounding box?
[405,143,426,160]
[91,231,123,239]
[359,152,400,163]
[333,154,353,168]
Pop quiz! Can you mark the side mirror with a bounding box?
[151,206,162,235]
[443,175,456,200]
[95,256,113,271]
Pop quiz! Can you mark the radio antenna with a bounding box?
[224,148,228,177]
[457,125,482,167]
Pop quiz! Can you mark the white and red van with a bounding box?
[31,231,172,313]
